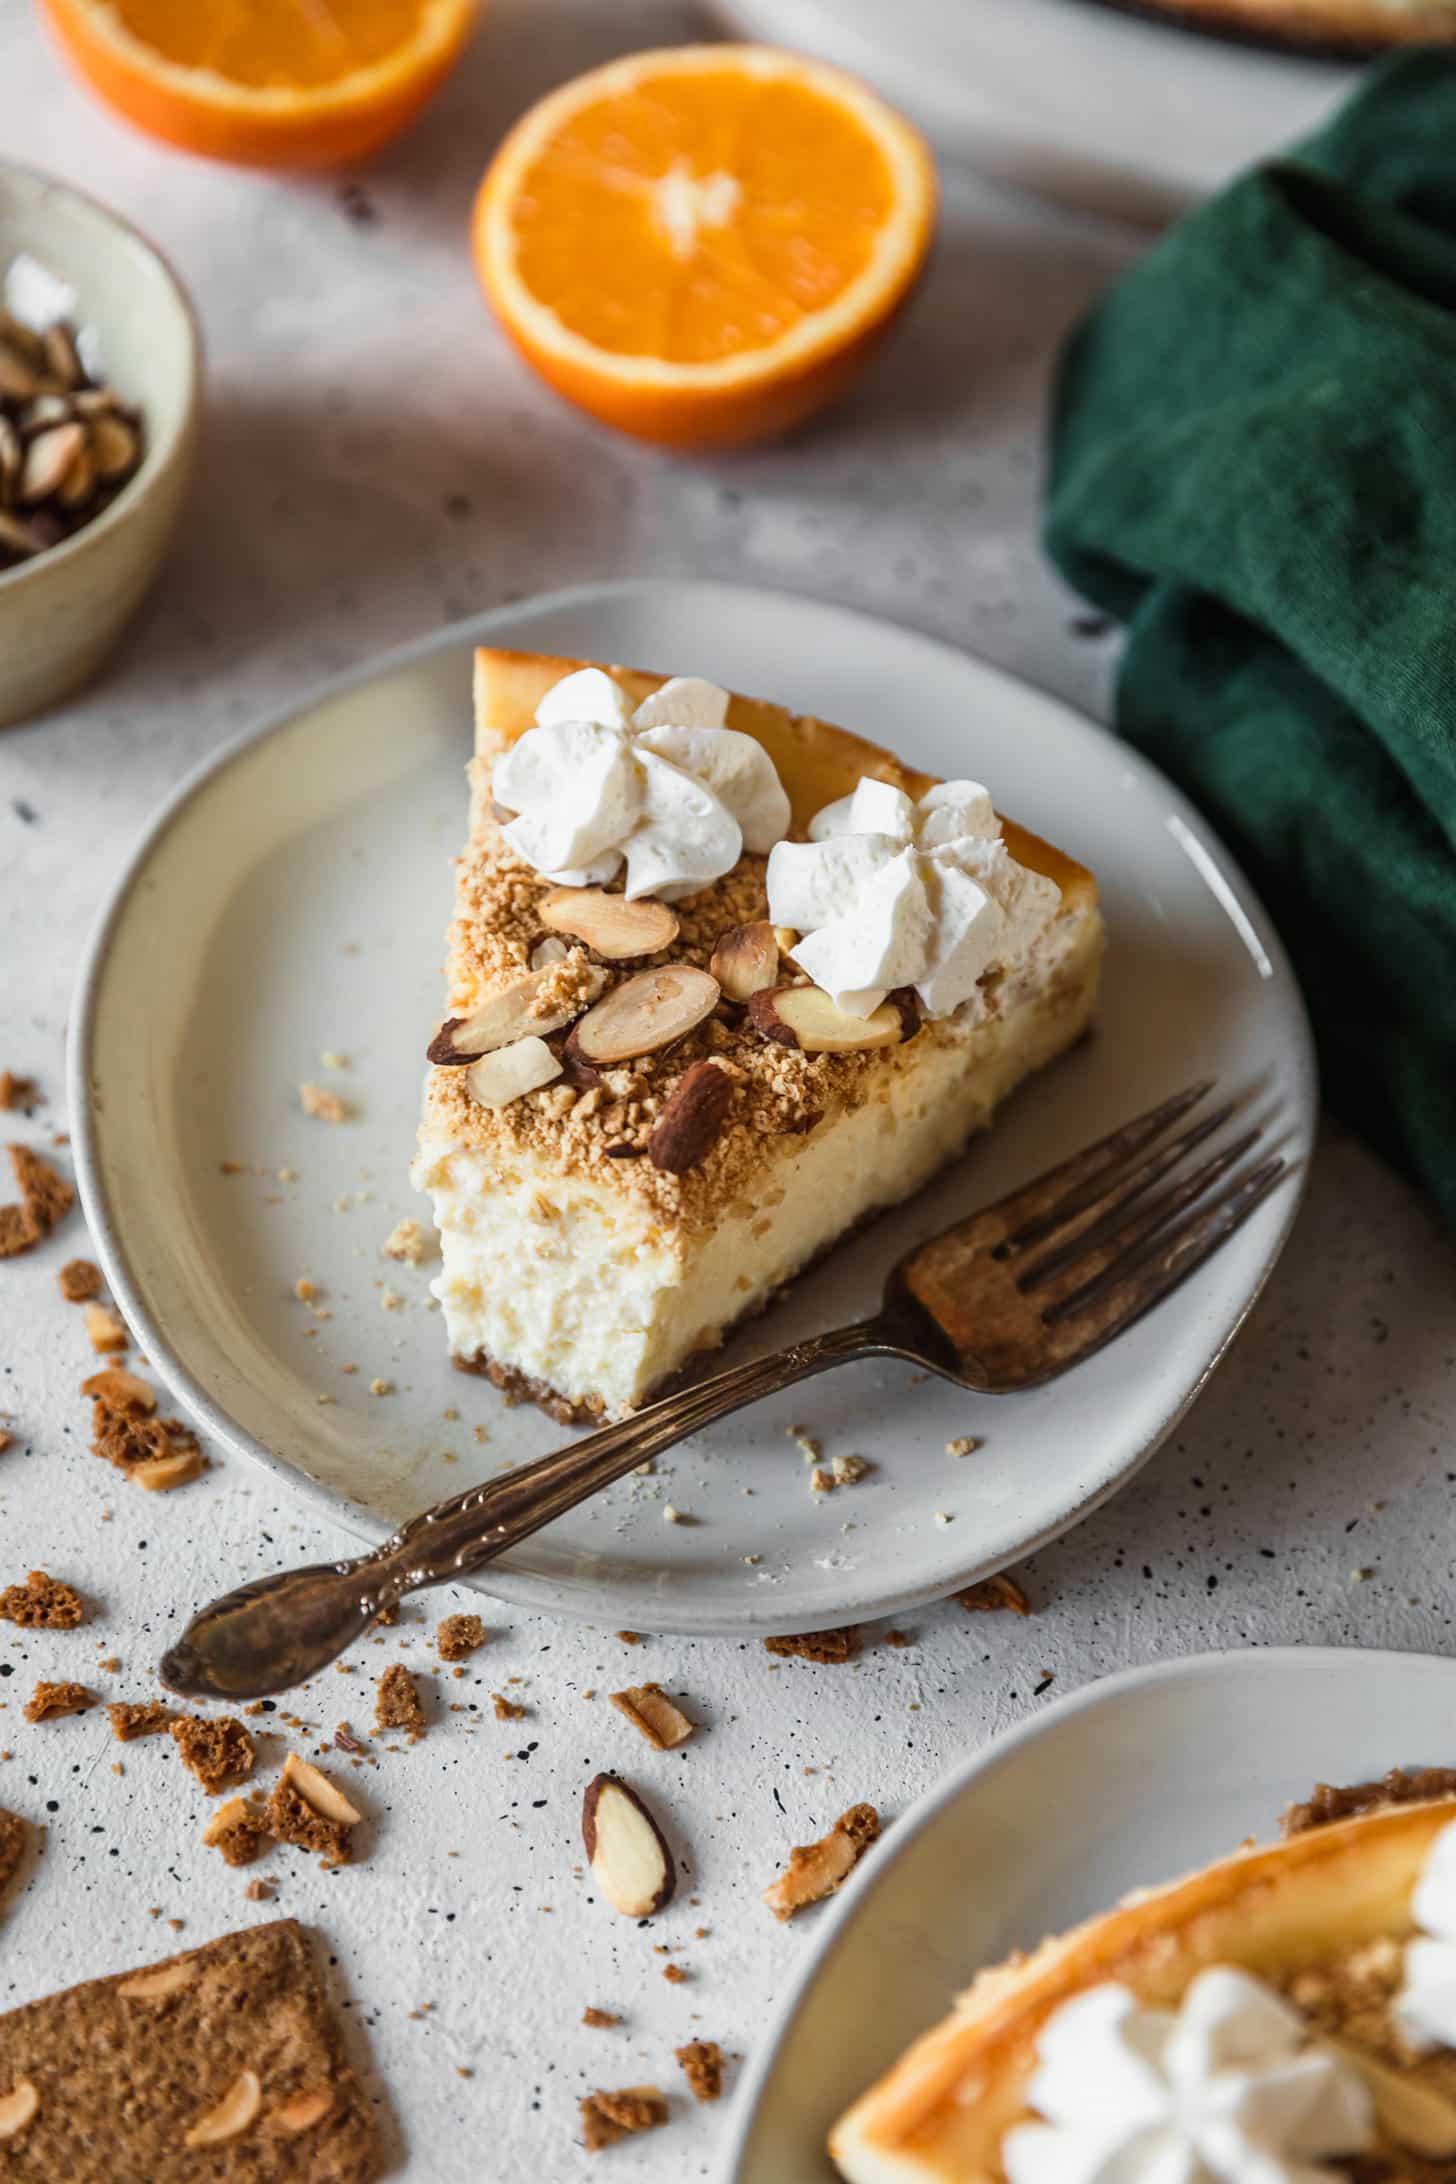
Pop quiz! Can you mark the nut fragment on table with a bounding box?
[609,1682,696,1751]
[763,1801,880,1920]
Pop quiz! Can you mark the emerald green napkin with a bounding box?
[1045,52,1456,1227]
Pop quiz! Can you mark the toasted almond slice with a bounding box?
[709,920,779,1002]
[529,935,570,970]
[0,2078,38,2140]
[282,1751,361,1827]
[202,1798,251,1847]
[135,1444,205,1491]
[463,1035,562,1111]
[268,2086,335,2135]
[748,985,907,1054]
[19,421,85,503]
[540,888,679,960]
[1327,2037,1456,2156]
[648,1063,733,1175]
[118,1959,196,2001]
[570,966,719,1068]
[89,412,139,481]
[582,1773,676,1918]
[185,2070,262,2149]
[427,964,600,1065]
[81,1365,156,1412]
[610,1683,696,1751]
[763,1801,879,1921]
[83,1301,129,1353]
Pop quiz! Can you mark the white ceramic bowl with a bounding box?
[0,163,201,727]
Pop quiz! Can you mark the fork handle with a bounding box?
[382,1316,889,1591]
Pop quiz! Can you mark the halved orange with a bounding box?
[39,0,478,170]
[473,45,937,450]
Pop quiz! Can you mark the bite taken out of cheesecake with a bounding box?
[830,1780,1456,2184]
[410,647,1104,1425]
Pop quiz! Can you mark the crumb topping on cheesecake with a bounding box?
[422,819,1077,1237]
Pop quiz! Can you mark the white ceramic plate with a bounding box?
[727,1645,1456,2182]
[70,579,1314,1634]
[713,0,1357,223]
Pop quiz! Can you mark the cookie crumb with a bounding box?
[0,1072,36,1111]
[436,1613,485,1662]
[0,1569,85,1628]
[764,1626,860,1665]
[579,2086,667,2152]
[382,1217,432,1264]
[108,1699,175,1742]
[582,2006,620,2029]
[170,1714,256,1794]
[10,1143,72,1233]
[58,1258,103,1303]
[955,1574,1031,1617]
[492,1693,526,1721]
[299,1082,349,1123]
[83,1301,128,1354]
[945,1435,981,1457]
[24,1679,95,1722]
[203,1795,272,1867]
[374,1664,426,1741]
[675,2039,723,2103]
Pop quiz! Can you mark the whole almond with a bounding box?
[709,920,779,1003]
[648,1063,733,1175]
[582,1773,675,1918]
[19,421,85,504]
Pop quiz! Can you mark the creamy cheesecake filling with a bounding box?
[415,920,1102,1419]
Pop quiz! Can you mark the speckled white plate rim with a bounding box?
[723,1642,1456,2182]
[68,577,1317,1633]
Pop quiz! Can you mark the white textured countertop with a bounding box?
[2,4,1455,2178]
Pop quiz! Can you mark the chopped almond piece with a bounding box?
[203,1795,272,1868]
[266,1776,354,1869]
[0,1570,84,1629]
[9,1144,72,1232]
[374,1663,426,1740]
[24,1680,95,1723]
[579,2085,668,2152]
[436,1612,485,1661]
[134,1443,206,1491]
[108,1699,175,1742]
[57,1258,102,1303]
[82,1301,127,1354]
[609,1683,696,1751]
[955,1573,1031,1616]
[582,2006,621,2029]
[763,1802,880,1921]
[170,1714,255,1794]
[764,1626,860,1664]
[676,2039,723,2103]
[81,1365,155,1413]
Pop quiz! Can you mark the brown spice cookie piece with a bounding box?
[9,1143,73,1233]
[0,1569,85,1628]
[435,1612,485,1661]
[955,1574,1031,1616]
[266,1756,360,1870]
[675,2039,723,2103]
[171,1715,256,1794]
[763,1802,880,1921]
[763,1626,860,1664]
[579,2085,668,2152]
[204,1796,273,1869]
[108,1699,176,1742]
[0,1808,26,1897]
[373,1663,425,1740]
[0,1918,382,2180]
[0,1073,36,1112]
[582,2006,621,2029]
[58,1257,103,1303]
[0,1203,39,1259]
[24,1680,96,1722]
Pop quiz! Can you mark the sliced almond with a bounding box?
[83,1300,128,1354]
[610,1683,696,1751]
[118,1959,196,2001]
[0,2078,38,2141]
[185,2070,262,2149]
[529,935,570,971]
[709,920,779,1003]
[1327,2037,1456,2156]
[19,421,85,504]
[540,888,679,960]
[135,1444,205,1492]
[81,1365,156,1412]
[268,2086,335,2135]
[763,1802,879,1921]
[748,986,908,1054]
[427,964,598,1065]
[282,1750,361,1827]
[582,1773,676,1918]
[202,1797,251,1847]
[648,1062,733,1176]
[463,1035,562,1111]
[570,966,719,1068]
[89,411,139,482]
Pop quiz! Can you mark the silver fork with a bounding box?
[161,1082,1286,1700]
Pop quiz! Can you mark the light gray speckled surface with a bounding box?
[2,3,1455,2178]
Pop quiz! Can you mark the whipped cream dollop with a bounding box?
[491,667,791,903]
[1396,1817,1456,2050]
[764,776,1060,1020]
[1002,1968,1374,2184]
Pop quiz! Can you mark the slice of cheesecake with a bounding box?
[831,1788,1456,2183]
[411,648,1103,1424]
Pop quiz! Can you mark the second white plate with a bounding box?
[727,1646,1456,2182]
[71,579,1314,1634]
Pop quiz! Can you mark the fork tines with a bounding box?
[996,1081,1287,1349]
